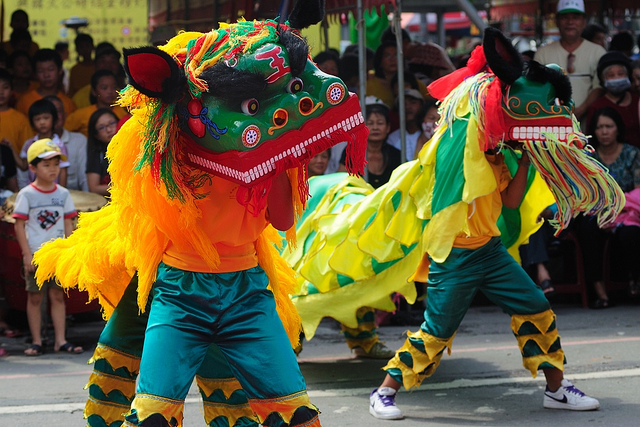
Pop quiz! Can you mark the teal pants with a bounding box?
[423,237,551,338]
[87,276,258,427]
[124,263,318,426]
[387,237,556,385]
[138,263,306,399]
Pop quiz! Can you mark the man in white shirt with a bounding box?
[534,0,605,122]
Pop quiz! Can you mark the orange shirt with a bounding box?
[72,84,92,109]
[65,104,128,136]
[16,89,76,117]
[0,107,34,152]
[453,153,512,249]
[68,62,95,97]
[162,178,269,273]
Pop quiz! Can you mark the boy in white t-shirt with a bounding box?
[12,138,82,356]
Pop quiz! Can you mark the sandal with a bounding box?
[55,342,84,354]
[24,344,43,356]
[540,279,556,296]
[592,298,613,309]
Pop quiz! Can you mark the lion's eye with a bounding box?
[241,98,259,115]
[287,77,303,94]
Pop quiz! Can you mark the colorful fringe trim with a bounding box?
[511,309,566,377]
[523,121,625,234]
[383,330,455,390]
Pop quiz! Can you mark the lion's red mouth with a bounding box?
[183,93,366,187]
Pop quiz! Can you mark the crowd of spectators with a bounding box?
[1,2,640,357]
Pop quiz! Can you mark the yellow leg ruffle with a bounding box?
[383,330,455,390]
[249,390,319,426]
[85,370,137,401]
[196,375,258,426]
[124,393,183,427]
[511,309,565,377]
[85,344,140,426]
[84,396,130,426]
[343,335,379,352]
[89,344,141,377]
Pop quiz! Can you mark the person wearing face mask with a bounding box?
[585,51,640,148]
[413,98,440,158]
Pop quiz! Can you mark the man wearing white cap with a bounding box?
[534,0,606,122]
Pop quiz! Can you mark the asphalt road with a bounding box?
[1,300,639,426]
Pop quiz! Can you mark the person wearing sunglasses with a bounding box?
[534,0,606,123]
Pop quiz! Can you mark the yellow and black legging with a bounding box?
[384,238,566,390]
[340,307,380,352]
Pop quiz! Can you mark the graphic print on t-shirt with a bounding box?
[37,210,60,230]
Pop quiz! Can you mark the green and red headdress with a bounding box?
[119,2,367,211]
[428,27,623,231]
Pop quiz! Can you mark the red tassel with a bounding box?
[482,78,507,150]
[296,164,309,209]
[236,179,272,217]
[428,46,487,100]
[344,125,368,176]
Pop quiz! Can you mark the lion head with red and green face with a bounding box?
[429,27,576,151]
[119,0,367,204]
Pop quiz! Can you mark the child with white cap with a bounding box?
[12,138,82,356]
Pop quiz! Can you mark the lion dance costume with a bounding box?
[33,1,368,426]
[286,28,624,389]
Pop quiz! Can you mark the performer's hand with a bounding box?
[518,152,531,167]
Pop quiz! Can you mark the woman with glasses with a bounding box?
[86,108,118,196]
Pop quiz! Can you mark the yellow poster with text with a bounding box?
[3,0,148,66]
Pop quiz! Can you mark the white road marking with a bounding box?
[2,368,640,415]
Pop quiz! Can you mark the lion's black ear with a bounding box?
[123,46,184,103]
[288,0,325,30]
[483,27,523,85]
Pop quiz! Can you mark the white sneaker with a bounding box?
[543,379,600,411]
[369,387,404,420]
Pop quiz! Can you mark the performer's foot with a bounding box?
[543,379,600,411]
[369,387,403,419]
[354,342,395,359]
